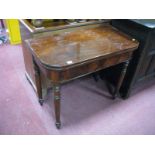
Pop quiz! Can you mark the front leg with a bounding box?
[53,83,61,129]
[113,60,130,99]
[33,61,44,105]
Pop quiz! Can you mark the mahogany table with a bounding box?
[25,24,139,128]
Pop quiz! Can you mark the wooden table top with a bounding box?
[26,24,139,69]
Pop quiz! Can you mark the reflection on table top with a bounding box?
[26,24,139,68]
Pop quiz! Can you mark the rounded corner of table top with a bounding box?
[24,24,140,70]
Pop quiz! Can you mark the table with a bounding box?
[25,24,139,128]
[20,20,109,100]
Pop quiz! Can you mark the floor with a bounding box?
[0,44,155,135]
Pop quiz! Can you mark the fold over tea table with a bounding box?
[25,24,139,129]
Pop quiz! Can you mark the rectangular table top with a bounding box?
[26,24,139,69]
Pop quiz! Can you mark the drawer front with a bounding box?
[57,52,131,82]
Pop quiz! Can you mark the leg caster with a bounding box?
[55,122,61,129]
[39,99,44,106]
[113,60,129,99]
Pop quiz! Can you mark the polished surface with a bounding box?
[26,24,139,128]
[20,20,111,102]
[27,24,138,68]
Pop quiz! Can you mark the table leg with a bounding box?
[53,84,61,129]
[34,62,44,105]
[113,60,130,99]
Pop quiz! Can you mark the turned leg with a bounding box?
[53,84,61,129]
[113,60,130,99]
[34,61,44,105]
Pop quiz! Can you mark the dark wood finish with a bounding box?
[19,19,110,100]
[25,24,138,128]
[53,84,61,129]
[33,58,44,105]
[22,42,36,89]
[106,19,155,98]
[112,60,129,99]
[26,25,138,68]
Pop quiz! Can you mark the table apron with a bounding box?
[49,52,132,83]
